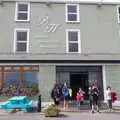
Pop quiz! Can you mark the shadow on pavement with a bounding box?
[57,113,69,118]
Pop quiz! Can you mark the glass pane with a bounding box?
[69,43,78,52]
[4,67,12,70]
[23,72,38,85]
[18,4,28,11]
[23,66,30,70]
[18,13,27,20]
[119,7,120,14]
[13,67,20,70]
[68,14,77,21]
[4,72,19,87]
[32,66,39,71]
[68,32,78,41]
[0,67,2,70]
[68,5,77,13]
[17,31,27,41]
[16,43,27,52]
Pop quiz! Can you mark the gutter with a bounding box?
[1,0,120,5]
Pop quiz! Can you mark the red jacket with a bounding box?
[76,94,81,101]
[111,92,117,103]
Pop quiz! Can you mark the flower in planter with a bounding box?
[43,103,60,117]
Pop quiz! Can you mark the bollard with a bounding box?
[37,94,41,112]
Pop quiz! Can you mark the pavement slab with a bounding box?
[0,111,120,120]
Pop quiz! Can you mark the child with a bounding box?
[76,92,81,110]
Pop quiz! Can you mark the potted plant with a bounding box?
[43,104,60,117]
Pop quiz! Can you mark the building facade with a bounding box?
[0,0,120,101]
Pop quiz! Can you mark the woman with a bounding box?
[78,88,85,104]
[51,84,60,105]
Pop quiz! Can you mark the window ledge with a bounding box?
[14,20,30,23]
[66,21,80,24]
[66,52,81,53]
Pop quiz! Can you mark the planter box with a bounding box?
[44,107,60,117]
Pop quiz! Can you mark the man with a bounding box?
[62,83,69,110]
[91,84,99,113]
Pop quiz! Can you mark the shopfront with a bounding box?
[0,65,39,97]
[56,66,103,100]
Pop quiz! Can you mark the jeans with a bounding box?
[108,100,112,109]
[76,100,81,109]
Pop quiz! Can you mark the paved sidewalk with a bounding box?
[0,110,120,120]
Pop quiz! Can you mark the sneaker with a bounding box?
[92,110,94,113]
[109,109,113,112]
[97,110,100,113]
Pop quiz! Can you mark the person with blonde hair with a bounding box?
[78,88,85,104]
[69,86,73,103]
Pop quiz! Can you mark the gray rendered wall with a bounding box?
[106,65,120,100]
[0,2,120,55]
[38,65,56,102]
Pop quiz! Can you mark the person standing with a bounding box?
[88,86,93,109]
[106,86,112,112]
[51,84,60,106]
[78,88,85,105]
[62,83,69,110]
[91,84,99,113]
[76,92,81,110]
[69,87,73,103]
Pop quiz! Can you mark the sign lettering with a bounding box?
[39,16,60,33]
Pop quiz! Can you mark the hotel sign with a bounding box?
[39,16,60,33]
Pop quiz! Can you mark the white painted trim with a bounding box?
[66,29,81,53]
[66,29,69,53]
[14,2,30,22]
[102,65,107,102]
[77,4,80,22]
[65,4,80,23]
[14,28,30,53]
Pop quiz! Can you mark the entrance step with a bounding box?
[58,101,108,112]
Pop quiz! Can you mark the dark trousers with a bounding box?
[108,100,112,109]
[90,100,92,108]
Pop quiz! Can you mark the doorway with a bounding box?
[70,72,89,100]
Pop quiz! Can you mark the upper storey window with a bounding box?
[117,6,120,23]
[14,29,29,53]
[66,29,81,53]
[66,4,80,23]
[15,2,30,21]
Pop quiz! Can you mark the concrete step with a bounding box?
[58,101,108,112]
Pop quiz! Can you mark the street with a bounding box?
[0,111,120,120]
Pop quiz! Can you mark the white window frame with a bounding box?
[14,28,29,53]
[66,29,81,53]
[65,4,80,23]
[117,6,120,23]
[15,2,30,22]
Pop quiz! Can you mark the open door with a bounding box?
[70,72,89,100]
